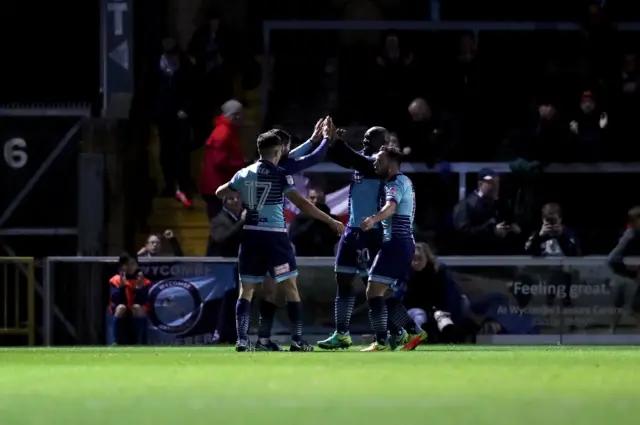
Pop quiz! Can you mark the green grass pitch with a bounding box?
[0,346,638,425]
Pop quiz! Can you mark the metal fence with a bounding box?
[0,257,35,345]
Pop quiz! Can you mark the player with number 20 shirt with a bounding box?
[317,127,390,350]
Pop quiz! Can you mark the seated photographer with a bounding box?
[396,242,469,343]
[109,253,152,345]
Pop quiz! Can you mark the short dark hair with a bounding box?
[271,128,292,143]
[256,131,283,154]
[379,144,403,164]
[629,206,640,222]
[542,203,562,218]
[118,252,138,267]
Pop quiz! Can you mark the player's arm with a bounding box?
[363,181,402,228]
[327,139,376,175]
[608,229,637,279]
[288,139,314,159]
[285,190,343,233]
[281,138,329,174]
[215,171,242,199]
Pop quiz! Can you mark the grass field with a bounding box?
[0,346,638,425]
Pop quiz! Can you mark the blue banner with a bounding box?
[139,262,237,344]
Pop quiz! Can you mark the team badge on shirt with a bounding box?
[387,186,398,197]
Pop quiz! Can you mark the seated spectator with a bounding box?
[109,253,152,345]
[289,187,339,256]
[138,230,184,257]
[398,243,470,343]
[525,203,580,257]
[209,191,245,256]
[525,202,580,307]
[453,168,522,254]
[569,91,608,161]
[155,38,194,207]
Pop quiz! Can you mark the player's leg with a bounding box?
[130,304,148,345]
[236,280,259,351]
[362,241,424,352]
[236,236,265,351]
[254,276,284,351]
[362,277,391,352]
[279,277,313,351]
[111,304,129,345]
[270,234,311,351]
[318,229,357,349]
[386,296,426,350]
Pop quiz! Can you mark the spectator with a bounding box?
[138,230,184,257]
[209,191,245,257]
[614,53,640,157]
[527,103,571,163]
[289,187,339,256]
[453,168,522,254]
[109,253,151,345]
[525,203,580,307]
[569,91,608,161]
[403,98,450,164]
[200,99,245,221]
[607,206,640,332]
[155,39,194,207]
[208,192,244,343]
[187,8,233,145]
[399,243,469,343]
[446,32,483,158]
[373,33,415,131]
[525,203,580,257]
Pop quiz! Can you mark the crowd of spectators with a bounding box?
[142,1,640,260]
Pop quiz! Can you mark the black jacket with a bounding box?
[155,60,193,120]
[289,204,339,256]
[524,226,580,257]
[608,228,640,279]
[210,209,243,257]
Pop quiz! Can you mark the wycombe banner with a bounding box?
[105,261,238,345]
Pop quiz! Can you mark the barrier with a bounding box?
[304,162,640,201]
[43,256,640,346]
[0,257,35,345]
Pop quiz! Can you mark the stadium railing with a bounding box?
[0,257,36,346]
[43,256,640,346]
[305,162,640,201]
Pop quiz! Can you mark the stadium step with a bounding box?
[148,209,209,229]
[178,236,209,256]
[153,196,207,211]
[145,193,210,256]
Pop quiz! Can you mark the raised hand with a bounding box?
[322,116,336,140]
[311,118,325,142]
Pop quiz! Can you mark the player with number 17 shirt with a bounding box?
[215,131,344,352]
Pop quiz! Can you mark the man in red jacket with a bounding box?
[201,99,245,221]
